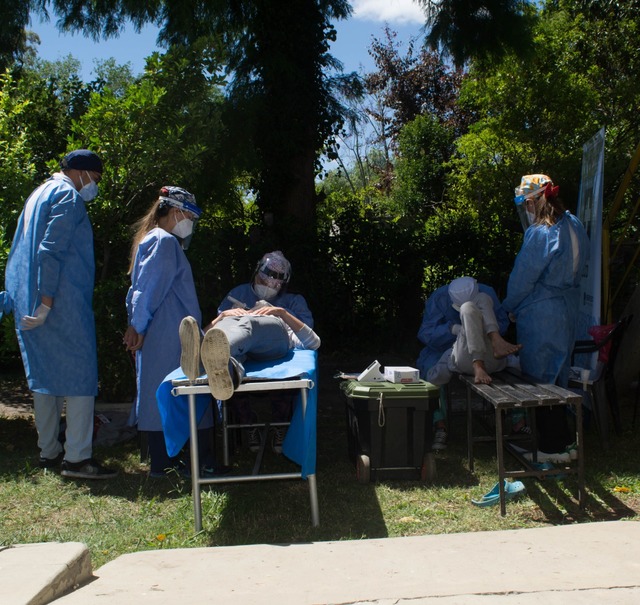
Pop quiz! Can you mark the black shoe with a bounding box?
[247,427,262,453]
[61,458,118,480]
[271,427,286,454]
[39,452,64,469]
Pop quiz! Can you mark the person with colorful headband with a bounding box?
[503,174,590,460]
[209,250,317,453]
[123,186,216,477]
[0,149,117,479]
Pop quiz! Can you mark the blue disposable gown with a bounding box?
[502,212,589,387]
[416,283,509,379]
[218,283,314,327]
[1,174,98,395]
[126,228,202,431]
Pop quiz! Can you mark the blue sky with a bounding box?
[30,0,427,79]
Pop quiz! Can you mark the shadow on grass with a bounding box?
[2,353,640,554]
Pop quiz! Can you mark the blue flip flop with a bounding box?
[471,480,526,507]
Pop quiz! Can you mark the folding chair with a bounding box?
[569,315,632,449]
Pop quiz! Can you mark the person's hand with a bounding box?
[204,307,248,332]
[451,323,462,336]
[220,308,248,317]
[251,305,285,318]
[20,304,51,330]
[123,325,144,351]
[508,313,516,323]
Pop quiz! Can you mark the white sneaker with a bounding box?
[432,428,447,451]
[201,328,234,400]
[565,443,579,461]
[179,316,201,382]
[523,450,571,464]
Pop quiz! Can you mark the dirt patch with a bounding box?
[0,374,33,417]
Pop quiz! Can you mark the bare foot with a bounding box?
[489,332,523,359]
[473,360,492,384]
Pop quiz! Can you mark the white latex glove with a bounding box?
[451,323,462,336]
[20,303,51,330]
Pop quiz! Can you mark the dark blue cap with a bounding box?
[60,149,103,173]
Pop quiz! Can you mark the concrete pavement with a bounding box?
[3,520,640,604]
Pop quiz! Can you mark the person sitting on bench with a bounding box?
[417,276,521,449]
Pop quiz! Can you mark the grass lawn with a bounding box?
[1,354,639,570]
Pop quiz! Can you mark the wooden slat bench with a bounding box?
[459,369,585,515]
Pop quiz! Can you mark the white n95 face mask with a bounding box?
[172,218,194,239]
[253,284,279,301]
[79,172,99,202]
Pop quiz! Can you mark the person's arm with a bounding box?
[417,288,458,351]
[21,185,75,329]
[252,305,321,349]
[279,293,314,327]
[503,227,551,313]
[204,307,248,332]
[123,325,144,351]
[36,185,78,301]
[128,232,180,336]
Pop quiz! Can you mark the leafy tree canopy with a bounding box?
[419,0,538,67]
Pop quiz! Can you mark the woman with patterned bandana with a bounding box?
[123,186,215,477]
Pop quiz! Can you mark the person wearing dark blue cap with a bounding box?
[123,186,217,477]
[0,149,117,479]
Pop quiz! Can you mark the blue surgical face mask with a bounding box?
[79,171,99,202]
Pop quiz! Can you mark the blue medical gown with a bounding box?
[416,283,509,378]
[218,283,314,327]
[126,228,203,431]
[2,174,98,396]
[502,212,589,387]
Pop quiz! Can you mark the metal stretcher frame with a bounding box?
[460,370,585,516]
[171,378,319,532]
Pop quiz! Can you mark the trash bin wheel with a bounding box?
[356,454,371,484]
[421,452,437,482]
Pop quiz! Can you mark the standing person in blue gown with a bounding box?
[0,149,117,479]
[503,174,590,457]
[123,186,214,477]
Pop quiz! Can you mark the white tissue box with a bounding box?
[384,366,420,384]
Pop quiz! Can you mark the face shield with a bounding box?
[514,174,552,231]
[158,186,202,250]
[514,194,539,231]
[251,251,291,301]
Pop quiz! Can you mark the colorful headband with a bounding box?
[544,182,560,200]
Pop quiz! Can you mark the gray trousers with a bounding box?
[427,293,507,385]
[216,315,290,367]
[33,393,94,462]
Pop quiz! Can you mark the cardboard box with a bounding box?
[384,366,420,384]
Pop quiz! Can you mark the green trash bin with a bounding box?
[341,380,440,483]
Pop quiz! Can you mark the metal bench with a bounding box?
[459,369,586,515]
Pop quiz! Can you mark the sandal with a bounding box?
[471,480,526,507]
